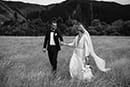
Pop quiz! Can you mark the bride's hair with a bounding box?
[72,20,89,33]
[72,20,88,29]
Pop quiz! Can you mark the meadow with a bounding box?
[0,36,130,87]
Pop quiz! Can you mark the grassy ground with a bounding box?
[0,36,130,87]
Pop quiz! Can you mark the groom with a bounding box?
[43,18,64,74]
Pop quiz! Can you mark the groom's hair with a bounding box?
[51,17,57,24]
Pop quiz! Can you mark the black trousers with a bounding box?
[48,46,59,72]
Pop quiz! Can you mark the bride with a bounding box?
[61,21,110,81]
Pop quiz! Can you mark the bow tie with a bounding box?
[51,31,55,33]
[50,30,55,32]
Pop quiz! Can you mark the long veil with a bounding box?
[80,24,111,72]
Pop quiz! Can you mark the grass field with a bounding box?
[0,36,130,87]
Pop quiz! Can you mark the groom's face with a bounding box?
[51,22,57,30]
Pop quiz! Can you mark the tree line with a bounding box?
[0,17,130,36]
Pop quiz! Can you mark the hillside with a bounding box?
[2,0,46,14]
[0,0,130,24]
[0,0,130,36]
[92,1,130,23]
[41,0,130,24]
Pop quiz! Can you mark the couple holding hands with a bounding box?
[43,19,110,81]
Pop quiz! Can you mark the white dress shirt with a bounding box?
[50,32,55,45]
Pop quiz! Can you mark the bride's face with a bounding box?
[77,25,84,33]
[73,24,84,35]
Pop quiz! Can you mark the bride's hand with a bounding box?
[60,42,67,46]
[85,56,89,65]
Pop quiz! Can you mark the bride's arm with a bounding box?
[60,37,76,47]
[60,41,75,47]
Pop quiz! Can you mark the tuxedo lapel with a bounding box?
[46,29,61,51]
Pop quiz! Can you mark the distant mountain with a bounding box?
[41,0,130,24]
[92,1,130,23]
[0,0,46,18]
[0,0,130,25]
[41,0,90,23]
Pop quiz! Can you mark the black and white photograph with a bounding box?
[0,0,130,87]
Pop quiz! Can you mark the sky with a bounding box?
[5,0,130,5]
[97,0,130,5]
[5,0,66,5]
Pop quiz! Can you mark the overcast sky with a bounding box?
[97,0,130,5]
[5,0,130,5]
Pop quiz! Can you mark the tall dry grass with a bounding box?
[0,36,130,87]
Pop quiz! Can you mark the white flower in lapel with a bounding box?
[55,33,57,36]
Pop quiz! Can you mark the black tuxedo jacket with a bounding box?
[43,29,63,51]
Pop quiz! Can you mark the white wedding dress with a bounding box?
[68,34,94,80]
[68,24,111,81]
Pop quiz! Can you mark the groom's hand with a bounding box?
[60,41,65,45]
[42,48,46,53]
